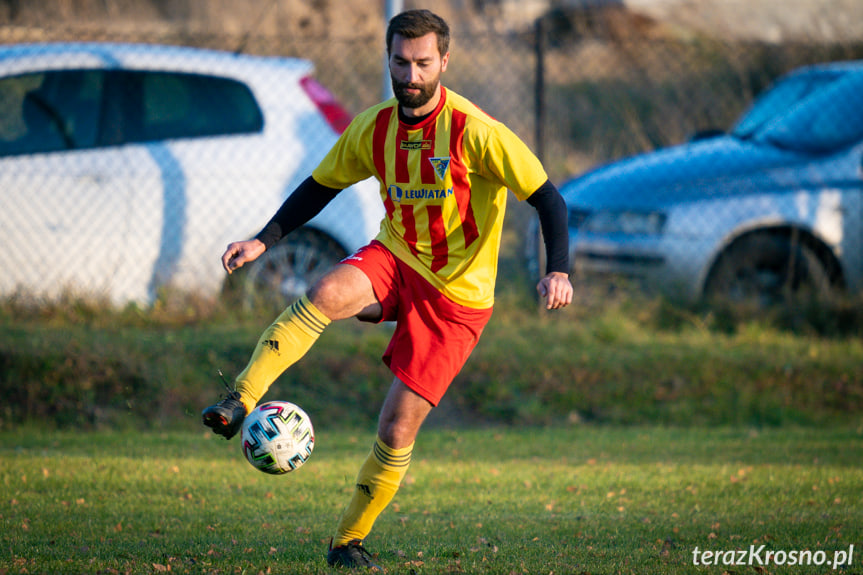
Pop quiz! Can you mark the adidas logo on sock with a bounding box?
[263,339,280,355]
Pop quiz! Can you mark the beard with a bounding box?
[392,77,439,110]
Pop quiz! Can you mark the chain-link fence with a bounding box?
[1,8,862,309]
[532,15,863,306]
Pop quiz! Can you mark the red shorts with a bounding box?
[339,241,493,406]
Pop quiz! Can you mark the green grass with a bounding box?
[1,291,860,572]
[2,426,862,574]
[2,293,862,432]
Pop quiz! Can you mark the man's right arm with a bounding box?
[255,176,343,249]
[221,176,342,273]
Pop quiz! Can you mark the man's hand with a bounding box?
[536,271,573,310]
[221,239,266,274]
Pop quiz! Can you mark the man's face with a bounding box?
[389,32,449,113]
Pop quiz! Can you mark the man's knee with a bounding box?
[307,264,377,320]
[307,271,341,310]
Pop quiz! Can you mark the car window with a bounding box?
[756,71,863,154]
[115,71,263,144]
[0,67,265,156]
[0,70,104,157]
[731,71,841,140]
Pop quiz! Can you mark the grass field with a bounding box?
[3,292,862,432]
[2,289,862,573]
[3,426,862,574]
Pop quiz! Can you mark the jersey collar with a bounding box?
[398,86,447,130]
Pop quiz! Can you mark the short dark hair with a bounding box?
[386,9,450,56]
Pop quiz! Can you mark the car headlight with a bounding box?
[582,210,667,236]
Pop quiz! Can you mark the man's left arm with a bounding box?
[526,179,573,310]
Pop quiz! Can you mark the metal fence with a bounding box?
[1,12,862,309]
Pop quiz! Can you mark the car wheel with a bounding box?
[240,228,347,314]
[704,232,832,306]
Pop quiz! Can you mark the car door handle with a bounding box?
[76,175,105,185]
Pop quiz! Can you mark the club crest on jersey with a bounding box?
[429,157,450,181]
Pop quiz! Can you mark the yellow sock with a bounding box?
[234,295,330,413]
[333,436,413,546]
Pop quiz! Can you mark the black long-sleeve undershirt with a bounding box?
[255,175,570,276]
[255,176,341,250]
[526,179,570,275]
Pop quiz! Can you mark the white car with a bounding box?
[0,42,383,307]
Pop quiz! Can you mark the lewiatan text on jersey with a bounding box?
[387,185,454,202]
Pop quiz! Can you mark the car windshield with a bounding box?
[732,68,863,153]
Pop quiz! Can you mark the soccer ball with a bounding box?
[240,401,315,475]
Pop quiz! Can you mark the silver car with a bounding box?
[554,60,863,305]
[0,43,383,308]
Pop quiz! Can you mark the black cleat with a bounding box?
[201,370,247,440]
[327,539,382,570]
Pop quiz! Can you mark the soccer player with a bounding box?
[203,9,572,569]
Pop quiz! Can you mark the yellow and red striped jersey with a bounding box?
[312,87,547,308]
